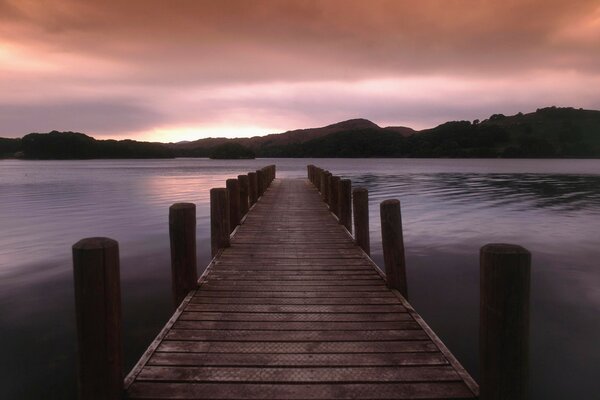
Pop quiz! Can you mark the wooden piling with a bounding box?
[353,188,370,255]
[320,171,330,201]
[338,179,352,232]
[73,237,123,400]
[226,179,240,233]
[380,199,408,299]
[329,176,340,216]
[238,175,249,216]
[257,169,265,197]
[480,243,531,400]
[168,203,198,307]
[210,188,230,257]
[248,172,258,205]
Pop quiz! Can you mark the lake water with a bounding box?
[1,158,599,399]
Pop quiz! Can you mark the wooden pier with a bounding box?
[73,164,532,400]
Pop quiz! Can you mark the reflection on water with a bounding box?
[1,158,599,399]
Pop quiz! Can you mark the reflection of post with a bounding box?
[169,203,198,307]
[226,179,240,232]
[210,188,230,257]
[380,199,408,298]
[73,237,123,400]
[248,172,258,205]
[480,243,530,400]
[353,188,370,255]
[238,175,249,216]
[338,179,352,232]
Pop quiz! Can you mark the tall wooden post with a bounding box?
[353,188,370,255]
[248,172,258,205]
[168,203,198,307]
[73,237,123,400]
[314,167,321,189]
[329,176,340,216]
[380,199,408,299]
[238,175,249,216]
[210,188,230,257]
[338,179,352,232]
[256,169,265,197]
[320,171,329,199]
[480,243,531,400]
[226,179,240,233]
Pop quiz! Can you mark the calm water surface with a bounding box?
[1,158,599,399]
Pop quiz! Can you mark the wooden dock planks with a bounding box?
[125,178,478,399]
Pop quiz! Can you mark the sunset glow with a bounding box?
[1,0,599,140]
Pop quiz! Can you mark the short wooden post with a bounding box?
[248,172,258,205]
[353,188,370,255]
[338,179,352,232]
[238,175,249,216]
[226,179,240,233]
[169,203,198,307]
[380,199,408,298]
[314,167,321,189]
[72,237,123,400]
[329,176,340,216]
[256,169,265,197]
[210,188,230,257]
[480,244,531,400]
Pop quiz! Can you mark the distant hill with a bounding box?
[1,107,599,159]
[0,131,173,159]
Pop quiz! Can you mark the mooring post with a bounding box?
[338,179,352,232]
[248,172,258,205]
[329,176,340,216]
[353,188,371,255]
[168,203,198,307]
[380,199,408,298]
[320,170,329,198]
[256,169,265,197]
[226,179,241,233]
[480,243,531,400]
[210,188,230,257]
[238,175,249,216]
[72,237,123,400]
[314,167,321,189]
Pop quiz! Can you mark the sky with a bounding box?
[1,0,599,142]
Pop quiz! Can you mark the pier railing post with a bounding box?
[238,175,249,217]
[248,172,258,205]
[210,188,230,257]
[315,167,321,189]
[256,169,265,197]
[480,243,531,400]
[321,171,330,201]
[226,179,241,232]
[72,237,123,400]
[329,176,340,217]
[353,188,370,255]
[380,199,408,298]
[338,179,352,232]
[169,203,198,307]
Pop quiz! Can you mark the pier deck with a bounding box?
[124,178,478,399]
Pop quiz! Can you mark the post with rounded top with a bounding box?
[238,175,249,216]
[226,179,241,233]
[248,172,258,205]
[338,179,352,232]
[353,188,370,255]
[210,188,230,257]
[169,203,198,307]
[480,243,531,400]
[72,237,123,400]
[256,169,265,197]
[380,199,408,298]
[329,176,340,216]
